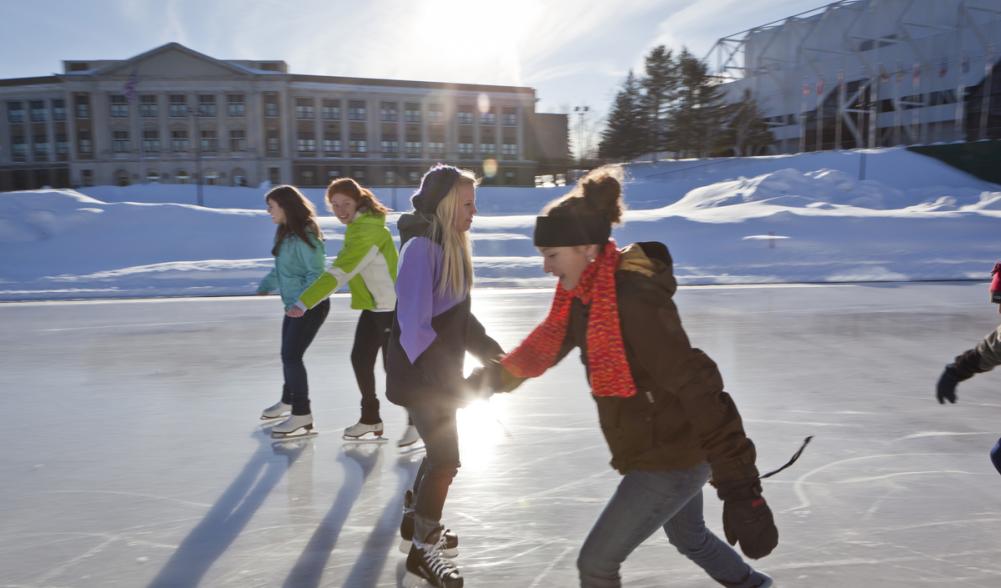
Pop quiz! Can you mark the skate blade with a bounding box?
[260,414,288,421]
[342,434,388,443]
[271,428,317,440]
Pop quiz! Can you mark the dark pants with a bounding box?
[992,437,1001,475]
[409,402,460,542]
[352,310,394,424]
[279,299,329,415]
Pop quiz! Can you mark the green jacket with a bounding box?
[257,232,326,310]
[297,212,399,311]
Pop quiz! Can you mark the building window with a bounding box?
[457,107,474,125]
[198,95,217,117]
[480,109,497,125]
[33,134,49,160]
[407,169,421,184]
[427,141,444,155]
[297,134,317,155]
[264,94,280,118]
[142,129,160,153]
[322,99,341,120]
[458,142,473,155]
[204,170,220,185]
[502,143,517,157]
[380,101,398,122]
[348,100,367,121]
[146,170,161,183]
[229,129,246,152]
[323,138,342,154]
[381,139,399,154]
[480,143,497,155]
[404,102,421,123]
[11,138,27,162]
[349,139,367,154]
[352,168,366,181]
[139,95,158,117]
[169,95,187,117]
[502,107,517,126]
[405,141,421,157]
[232,169,247,186]
[52,99,66,121]
[301,168,315,186]
[384,169,397,185]
[227,94,245,117]
[115,169,130,186]
[30,100,46,122]
[55,134,69,158]
[171,129,189,152]
[266,129,280,154]
[77,130,92,155]
[81,169,94,186]
[74,96,90,119]
[428,104,443,123]
[6,101,24,123]
[295,97,314,119]
[200,129,218,152]
[504,169,516,183]
[110,95,129,118]
[112,130,130,153]
[176,170,190,184]
[268,167,280,185]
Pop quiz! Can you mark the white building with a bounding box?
[0,43,569,191]
[710,0,1001,153]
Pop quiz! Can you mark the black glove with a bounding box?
[937,349,981,404]
[465,367,494,401]
[717,481,778,559]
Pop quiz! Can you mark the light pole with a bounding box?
[573,105,589,166]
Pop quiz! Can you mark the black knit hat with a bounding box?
[533,214,611,247]
[411,164,461,214]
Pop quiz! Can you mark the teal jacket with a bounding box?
[257,232,326,309]
[297,212,399,311]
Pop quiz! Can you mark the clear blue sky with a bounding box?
[0,0,827,154]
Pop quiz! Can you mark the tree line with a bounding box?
[599,45,774,161]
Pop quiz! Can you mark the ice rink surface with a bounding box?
[2,283,1000,587]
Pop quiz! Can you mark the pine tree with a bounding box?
[599,70,648,160]
[669,48,730,157]
[640,45,678,154]
[725,89,774,156]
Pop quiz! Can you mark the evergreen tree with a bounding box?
[725,88,774,156]
[670,48,730,157]
[598,70,648,160]
[640,45,678,153]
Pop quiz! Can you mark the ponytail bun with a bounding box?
[543,164,626,226]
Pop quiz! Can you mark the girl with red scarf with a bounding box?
[479,166,777,588]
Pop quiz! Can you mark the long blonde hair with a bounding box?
[429,172,477,298]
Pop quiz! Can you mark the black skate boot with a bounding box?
[404,527,463,588]
[399,490,458,557]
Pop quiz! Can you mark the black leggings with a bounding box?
[352,310,394,424]
[280,299,330,415]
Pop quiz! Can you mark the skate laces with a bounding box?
[420,532,457,577]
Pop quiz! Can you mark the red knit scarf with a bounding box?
[501,240,637,398]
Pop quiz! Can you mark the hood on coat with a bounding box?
[397,212,434,247]
[617,241,678,297]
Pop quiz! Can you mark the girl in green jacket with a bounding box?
[287,178,419,446]
[257,185,329,439]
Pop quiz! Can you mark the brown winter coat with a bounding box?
[975,324,1001,371]
[555,241,760,485]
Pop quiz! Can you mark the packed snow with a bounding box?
[1,147,999,301]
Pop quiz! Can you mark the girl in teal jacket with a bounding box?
[257,185,329,439]
[287,178,419,446]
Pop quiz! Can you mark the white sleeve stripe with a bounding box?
[327,245,379,285]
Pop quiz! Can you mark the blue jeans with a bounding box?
[577,463,769,588]
[279,299,329,415]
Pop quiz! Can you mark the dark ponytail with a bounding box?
[544,165,626,226]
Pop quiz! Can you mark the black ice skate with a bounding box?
[399,489,458,557]
[404,527,463,588]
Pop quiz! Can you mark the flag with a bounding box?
[939,59,948,78]
[816,78,825,96]
[123,69,138,102]
[895,62,904,83]
[912,63,921,85]
[802,82,811,97]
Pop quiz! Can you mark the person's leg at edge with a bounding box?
[577,465,708,588]
[408,402,460,543]
[281,299,330,415]
[663,463,771,588]
[351,310,382,424]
